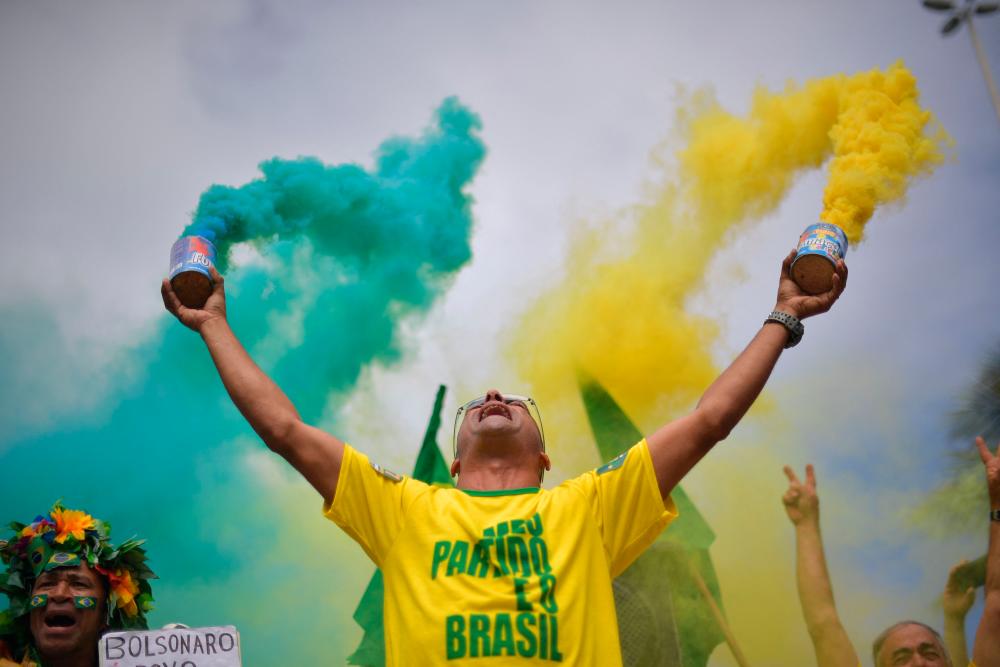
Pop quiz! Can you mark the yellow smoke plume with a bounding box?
[820,65,948,243]
[508,62,946,663]
[510,62,946,440]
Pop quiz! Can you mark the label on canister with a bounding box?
[795,223,847,262]
[791,223,848,294]
[169,235,216,281]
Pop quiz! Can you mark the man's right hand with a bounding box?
[783,464,820,526]
[161,267,227,333]
[977,436,1000,508]
[943,560,977,620]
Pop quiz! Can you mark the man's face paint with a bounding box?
[28,594,99,610]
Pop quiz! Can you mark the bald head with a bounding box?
[872,621,950,667]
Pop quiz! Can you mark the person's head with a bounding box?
[451,389,550,483]
[872,621,951,667]
[0,504,155,665]
[28,563,107,662]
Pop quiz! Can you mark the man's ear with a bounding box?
[538,453,551,483]
[450,459,460,478]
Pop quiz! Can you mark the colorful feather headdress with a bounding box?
[0,503,156,659]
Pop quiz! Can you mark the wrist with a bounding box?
[198,314,229,337]
[773,302,802,320]
[765,309,804,348]
[794,517,821,531]
[943,611,968,625]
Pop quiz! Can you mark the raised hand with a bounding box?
[976,436,1000,508]
[943,560,977,620]
[775,250,847,320]
[161,267,227,333]
[783,464,820,526]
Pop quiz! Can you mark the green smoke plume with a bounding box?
[0,98,485,664]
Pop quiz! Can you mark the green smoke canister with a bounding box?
[168,236,216,308]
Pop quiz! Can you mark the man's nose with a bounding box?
[484,389,504,403]
[49,580,72,601]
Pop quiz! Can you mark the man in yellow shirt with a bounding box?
[163,251,846,665]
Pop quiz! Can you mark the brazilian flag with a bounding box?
[348,385,453,666]
[579,376,726,667]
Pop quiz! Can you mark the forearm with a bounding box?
[795,521,858,667]
[944,613,969,667]
[795,521,839,631]
[646,321,789,498]
[987,519,1000,599]
[199,317,301,450]
[646,250,844,498]
[694,321,788,440]
[974,519,1000,666]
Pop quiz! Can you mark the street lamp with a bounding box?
[922,0,1000,123]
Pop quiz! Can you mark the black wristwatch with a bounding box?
[765,310,804,349]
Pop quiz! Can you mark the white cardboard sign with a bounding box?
[99,625,241,667]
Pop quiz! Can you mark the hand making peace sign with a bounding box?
[782,464,820,526]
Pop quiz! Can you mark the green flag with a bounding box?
[579,375,725,667]
[411,385,454,486]
[348,385,453,666]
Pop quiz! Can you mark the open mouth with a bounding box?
[479,403,512,421]
[44,613,77,629]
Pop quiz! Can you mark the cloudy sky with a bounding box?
[1,1,999,665]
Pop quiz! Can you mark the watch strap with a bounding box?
[765,310,804,349]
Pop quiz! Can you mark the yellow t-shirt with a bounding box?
[0,655,36,667]
[325,439,677,666]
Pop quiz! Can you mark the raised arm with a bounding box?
[161,269,345,504]
[942,560,975,667]
[973,436,1000,667]
[782,465,859,667]
[646,251,847,498]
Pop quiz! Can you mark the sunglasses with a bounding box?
[452,394,546,457]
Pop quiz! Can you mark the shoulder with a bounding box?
[343,445,425,489]
[561,440,651,486]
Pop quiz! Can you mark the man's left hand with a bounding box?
[774,250,848,320]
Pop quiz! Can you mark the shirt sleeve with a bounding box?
[322,444,427,566]
[561,439,677,577]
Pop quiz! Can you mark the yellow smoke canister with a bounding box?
[790,223,848,295]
